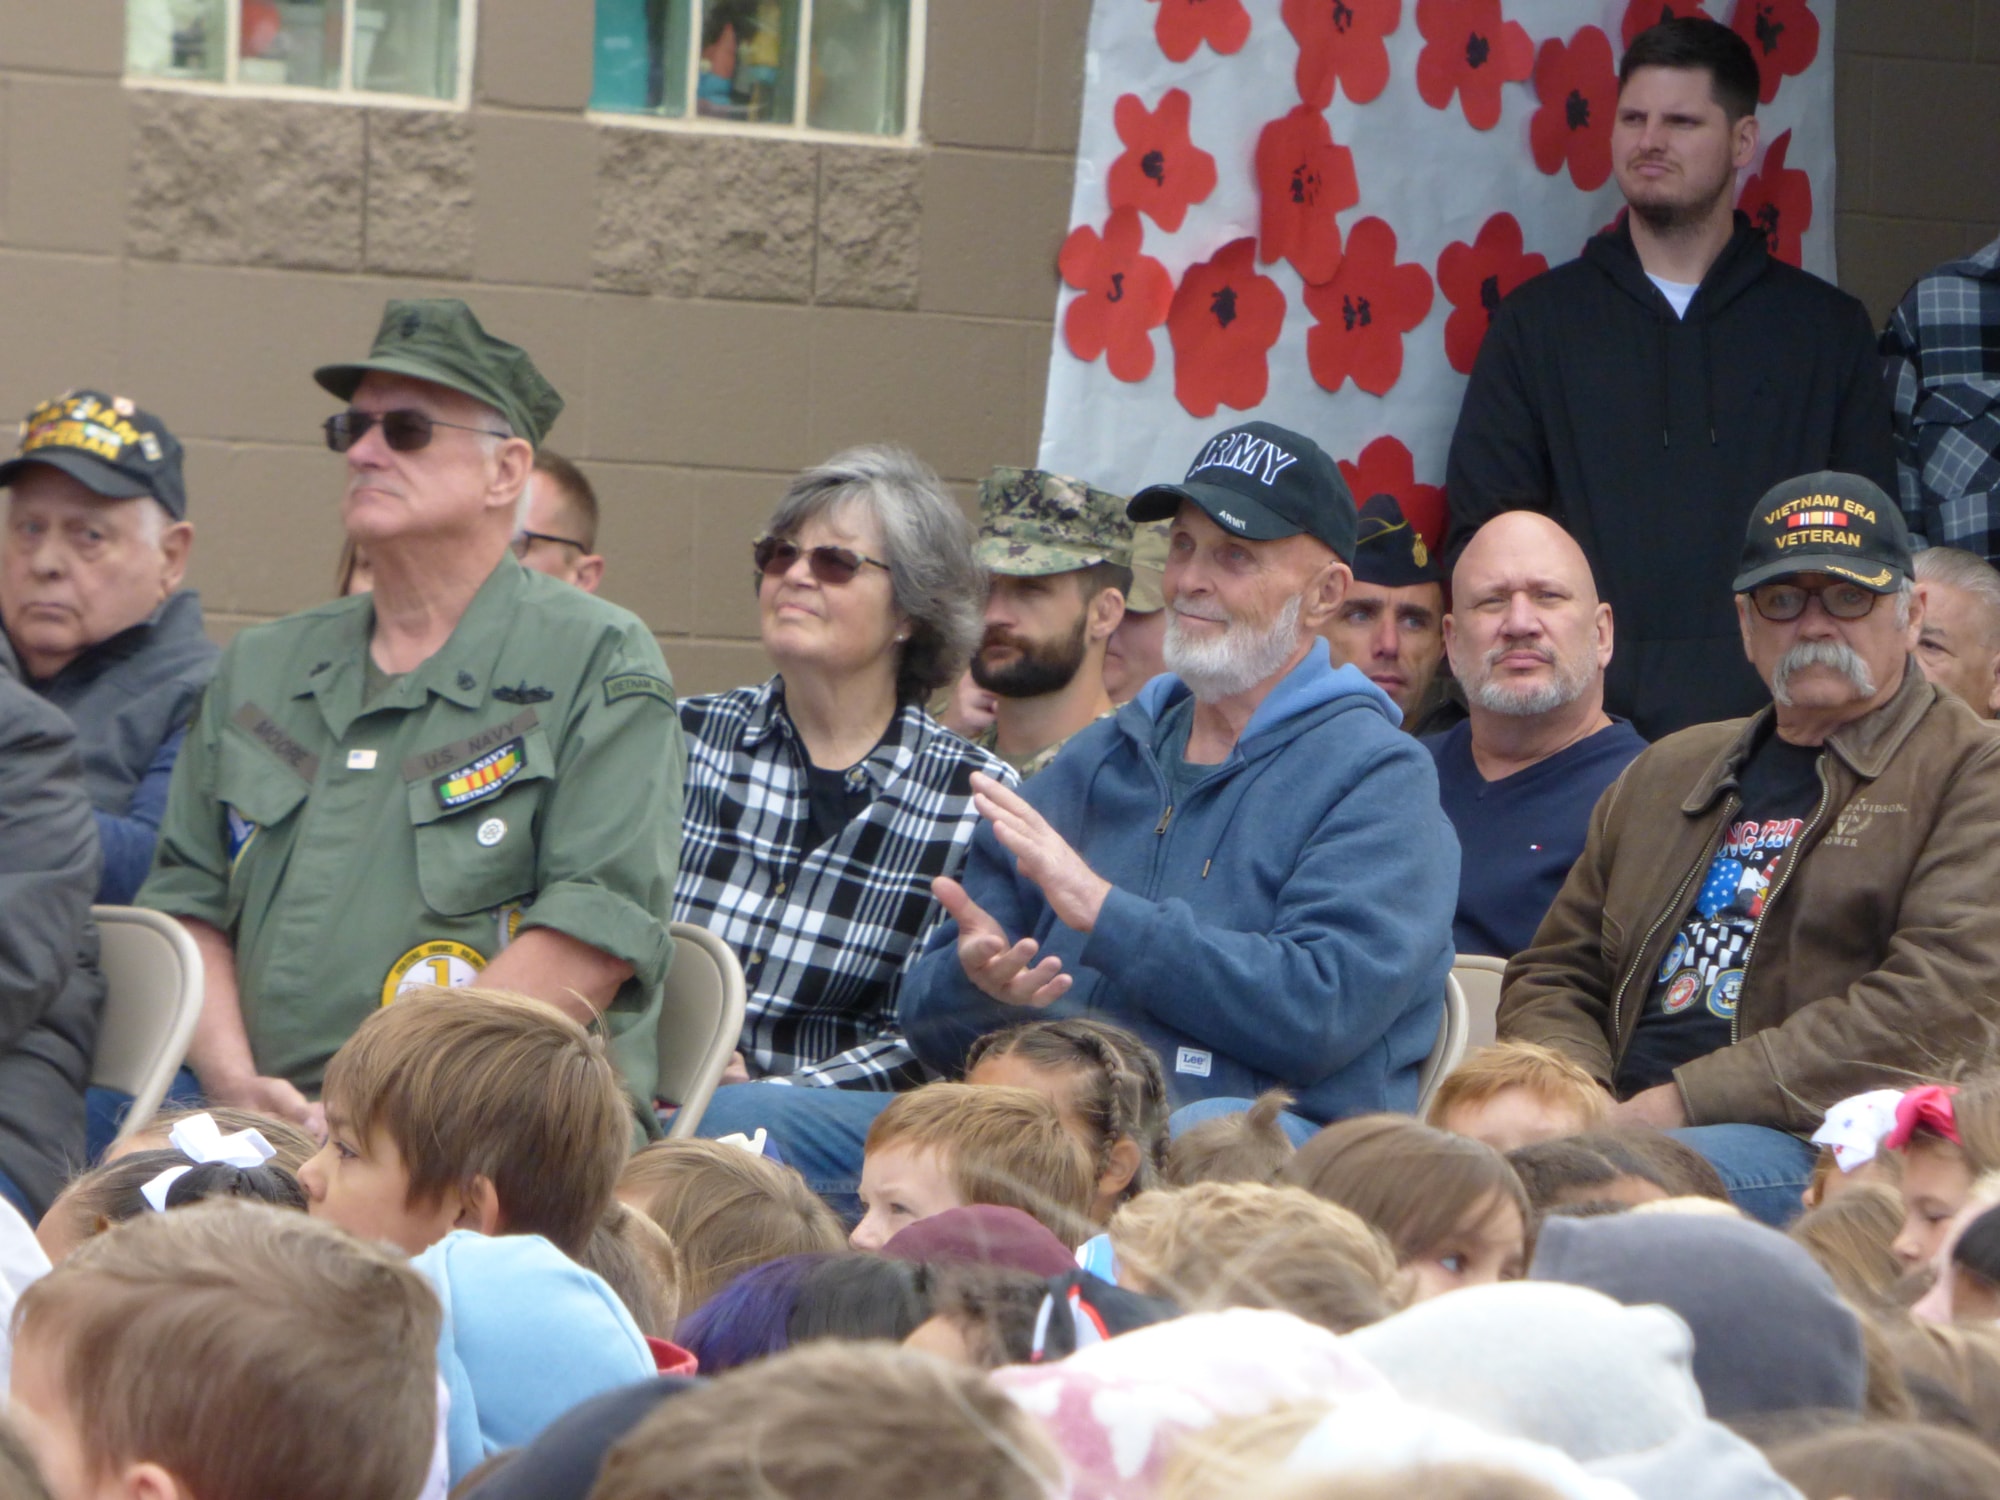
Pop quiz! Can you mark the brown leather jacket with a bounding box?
[1499,663,2000,1132]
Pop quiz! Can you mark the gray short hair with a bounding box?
[1914,547,2000,645]
[766,445,983,700]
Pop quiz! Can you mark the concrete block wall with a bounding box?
[0,0,1989,694]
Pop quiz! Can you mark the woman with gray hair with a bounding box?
[674,446,1012,1206]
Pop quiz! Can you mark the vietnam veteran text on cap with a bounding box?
[976,467,1134,577]
[1732,471,1912,595]
[0,391,188,520]
[314,299,564,448]
[1128,421,1358,562]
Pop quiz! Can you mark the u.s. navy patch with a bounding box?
[434,739,524,810]
[381,940,486,1006]
[603,672,671,708]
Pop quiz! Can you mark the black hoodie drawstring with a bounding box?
[1699,317,1717,446]
[1659,313,1672,449]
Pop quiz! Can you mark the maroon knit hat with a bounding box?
[880,1205,1077,1278]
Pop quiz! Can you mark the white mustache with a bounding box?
[1172,603,1230,624]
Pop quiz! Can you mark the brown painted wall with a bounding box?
[0,0,1990,695]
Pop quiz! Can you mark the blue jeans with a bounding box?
[694,1083,895,1225]
[1667,1124,1818,1228]
[85,1066,205,1164]
[1168,1096,1322,1148]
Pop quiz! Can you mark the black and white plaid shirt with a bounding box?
[1883,235,2000,556]
[674,678,1014,1090]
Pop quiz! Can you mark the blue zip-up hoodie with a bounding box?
[900,640,1460,1123]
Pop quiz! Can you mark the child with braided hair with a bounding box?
[964,1018,1170,1224]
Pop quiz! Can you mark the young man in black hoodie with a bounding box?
[1444,18,1895,741]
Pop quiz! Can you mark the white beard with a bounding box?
[1164,595,1304,702]
[1461,640,1596,717]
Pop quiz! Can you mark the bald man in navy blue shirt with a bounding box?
[1426,512,1646,957]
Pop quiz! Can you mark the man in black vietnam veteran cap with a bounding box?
[1498,471,2000,1220]
[0,389,220,906]
[900,418,1462,1139]
[135,299,686,1130]
[1322,492,1447,730]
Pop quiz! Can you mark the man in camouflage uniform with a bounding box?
[969,467,1134,777]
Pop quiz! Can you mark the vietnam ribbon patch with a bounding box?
[434,738,524,810]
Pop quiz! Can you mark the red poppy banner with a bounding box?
[1040,0,1837,541]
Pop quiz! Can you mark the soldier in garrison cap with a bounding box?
[1322,493,1449,734]
[140,299,684,1132]
[969,468,1135,778]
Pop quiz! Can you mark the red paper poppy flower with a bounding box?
[1339,436,1447,552]
[1530,26,1617,191]
[1282,0,1402,110]
[1167,238,1287,419]
[1149,0,1252,63]
[1729,0,1819,104]
[1415,0,1534,132]
[1255,105,1359,287]
[1620,0,1712,49]
[1058,208,1174,383]
[1106,90,1219,235]
[1736,128,1811,267]
[1437,212,1547,374]
[1303,217,1435,397]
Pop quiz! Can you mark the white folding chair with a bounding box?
[89,907,205,1143]
[656,922,749,1139]
[1415,973,1472,1115]
[1451,953,1508,1050]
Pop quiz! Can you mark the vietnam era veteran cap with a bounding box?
[976,467,1134,577]
[314,298,564,447]
[1129,421,1357,562]
[0,391,188,519]
[1126,520,1171,613]
[1351,494,1441,589]
[1732,471,1912,594]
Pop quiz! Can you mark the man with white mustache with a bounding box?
[902,422,1461,1138]
[1426,511,1644,959]
[1502,472,2000,1227]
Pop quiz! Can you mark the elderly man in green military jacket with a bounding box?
[140,299,684,1131]
[968,467,1134,778]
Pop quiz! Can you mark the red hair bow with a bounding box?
[1883,1084,1961,1151]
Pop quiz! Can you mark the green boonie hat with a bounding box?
[975,467,1134,577]
[313,299,563,447]
[1127,520,1170,613]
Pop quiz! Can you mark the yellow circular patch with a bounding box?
[380,940,487,1006]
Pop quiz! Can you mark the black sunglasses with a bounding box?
[1748,580,1881,622]
[752,535,891,585]
[323,409,511,454]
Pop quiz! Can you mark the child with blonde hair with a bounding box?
[1425,1042,1608,1153]
[1110,1181,1401,1332]
[851,1083,1095,1250]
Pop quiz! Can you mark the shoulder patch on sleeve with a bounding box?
[603,672,673,708]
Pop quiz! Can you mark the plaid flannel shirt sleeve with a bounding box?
[674,686,1014,1092]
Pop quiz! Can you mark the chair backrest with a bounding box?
[90,907,205,1143]
[656,923,748,1139]
[1415,973,1472,1116]
[1451,954,1507,1051]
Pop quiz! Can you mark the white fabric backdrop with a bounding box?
[1038,0,1838,527]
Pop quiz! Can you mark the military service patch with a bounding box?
[604,672,672,707]
[435,739,524,810]
[381,939,486,1006]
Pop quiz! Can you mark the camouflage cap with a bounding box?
[1126,520,1170,613]
[313,299,563,447]
[975,467,1134,577]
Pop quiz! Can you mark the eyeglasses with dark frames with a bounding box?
[752,535,892,586]
[1748,580,1882,622]
[512,530,586,558]
[323,409,512,454]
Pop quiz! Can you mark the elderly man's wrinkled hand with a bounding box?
[968,772,1113,934]
[1611,1082,1688,1131]
[932,876,1073,1010]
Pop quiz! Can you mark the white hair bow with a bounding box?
[1809,1088,1907,1174]
[140,1112,278,1212]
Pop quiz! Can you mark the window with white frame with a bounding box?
[592,0,919,140]
[126,0,472,104]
